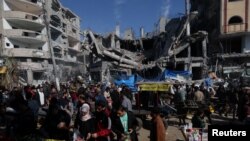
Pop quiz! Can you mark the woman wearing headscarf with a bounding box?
[74,103,95,141]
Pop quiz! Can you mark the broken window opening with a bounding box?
[31,0,38,3]
[32,16,38,20]
[192,67,203,80]
[33,72,44,80]
[51,0,61,12]
[221,37,242,53]
[228,16,243,25]
[32,58,43,63]
[72,28,76,33]
[17,58,27,62]
[23,32,29,36]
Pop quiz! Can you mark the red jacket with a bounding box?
[70,92,78,101]
[95,109,111,140]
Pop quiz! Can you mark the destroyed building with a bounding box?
[84,0,250,82]
[218,0,250,77]
[0,0,85,86]
[0,0,247,86]
[83,14,208,82]
[190,0,250,78]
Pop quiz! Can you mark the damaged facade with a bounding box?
[0,0,85,85]
[190,0,250,78]
[0,0,248,85]
[84,0,250,82]
[218,0,250,76]
[84,14,208,82]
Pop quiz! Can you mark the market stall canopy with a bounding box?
[114,75,136,91]
[114,69,191,92]
[136,82,173,92]
[0,66,7,74]
[163,69,192,82]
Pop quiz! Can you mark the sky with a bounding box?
[60,0,185,36]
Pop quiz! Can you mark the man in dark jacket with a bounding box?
[13,96,37,141]
[111,105,138,141]
[41,98,71,140]
[192,109,205,129]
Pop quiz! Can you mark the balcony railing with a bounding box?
[222,23,246,34]
[5,0,43,15]
[51,41,67,49]
[22,0,42,7]
[4,11,43,25]
[19,62,45,71]
[3,48,50,58]
[5,29,46,42]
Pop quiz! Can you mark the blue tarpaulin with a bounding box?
[163,69,191,81]
[114,75,137,91]
[114,69,192,92]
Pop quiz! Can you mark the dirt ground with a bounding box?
[137,112,240,141]
[138,117,186,141]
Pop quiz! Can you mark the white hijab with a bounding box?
[80,103,91,121]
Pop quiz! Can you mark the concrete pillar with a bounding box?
[185,63,188,71]
[27,69,33,85]
[140,27,145,38]
[202,38,208,77]
[185,0,191,36]
[27,59,33,84]
[100,71,103,82]
[188,45,192,71]
[83,53,87,74]
[116,40,120,49]
[158,17,167,33]
[111,34,115,48]
[115,24,120,37]
[202,38,207,64]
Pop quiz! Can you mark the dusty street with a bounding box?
[138,117,186,141]
[137,113,238,141]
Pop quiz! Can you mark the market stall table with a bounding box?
[181,127,208,141]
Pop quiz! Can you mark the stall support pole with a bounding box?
[138,92,141,114]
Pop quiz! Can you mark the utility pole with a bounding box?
[185,0,192,73]
[185,0,191,36]
[42,0,60,91]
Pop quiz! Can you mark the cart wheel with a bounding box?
[136,117,143,131]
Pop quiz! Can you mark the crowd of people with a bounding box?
[171,80,250,128]
[0,81,143,141]
[0,80,143,141]
[1,76,250,141]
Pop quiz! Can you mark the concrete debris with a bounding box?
[83,15,208,82]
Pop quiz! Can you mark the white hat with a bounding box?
[82,84,86,88]
[107,82,111,87]
[118,87,122,93]
[194,83,200,88]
